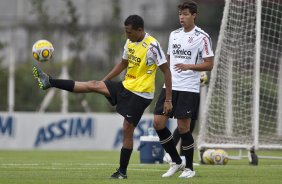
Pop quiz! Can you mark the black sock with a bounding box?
[190,119,196,133]
[180,131,194,170]
[49,78,75,92]
[172,128,180,146]
[180,140,184,156]
[156,127,182,164]
[173,128,184,156]
[119,147,132,175]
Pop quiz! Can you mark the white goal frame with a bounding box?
[197,0,282,159]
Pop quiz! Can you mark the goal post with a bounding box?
[278,57,282,137]
[198,0,282,155]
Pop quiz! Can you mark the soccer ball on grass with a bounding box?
[202,149,215,164]
[212,149,229,165]
[32,39,54,62]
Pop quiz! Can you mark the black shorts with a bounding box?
[104,80,152,126]
[154,88,200,119]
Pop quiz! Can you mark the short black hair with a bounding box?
[124,15,144,30]
[178,0,198,14]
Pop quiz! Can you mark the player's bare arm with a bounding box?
[174,56,213,72]
[158,62,173,115]
[166,55,171,66]
[102,59,128,81]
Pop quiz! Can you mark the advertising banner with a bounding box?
[0,112,175,150]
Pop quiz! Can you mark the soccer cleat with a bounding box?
[162,162,185,177]
[110,169,128,179]
[163,153,172,164]
[32,66,51,90]
[178,168,196,178]
[163,153,187,164]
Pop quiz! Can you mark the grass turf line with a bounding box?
[0,150,281,184]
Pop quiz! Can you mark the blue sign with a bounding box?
[113,118,171,148]
[34,117,94,147]
[0,115,13,136]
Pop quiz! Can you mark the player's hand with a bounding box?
[163,100,173,116]
[174,63,190,72]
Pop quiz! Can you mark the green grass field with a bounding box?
[0,150,281,184]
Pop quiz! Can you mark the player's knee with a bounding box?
[123,123,134,136]
[178,126,189,134]
[153,120,165,130]
[87,80,103,91]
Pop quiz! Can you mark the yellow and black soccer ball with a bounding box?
[212,149,229,165]
[32,39,54,62]
[202,149,215,164]
[200,71,208,86]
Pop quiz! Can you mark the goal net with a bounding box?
[198,0,282,151]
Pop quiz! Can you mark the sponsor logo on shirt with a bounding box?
[149,47,157,57]
[203,37,209,55]
[129,48,135,54]
[188,37,194,43]
[128,48,141,66]
[172,44,192,59]
[128,54,141,66]
[126,73,136,79]
[142,42,148,48]
[173,44,181,49]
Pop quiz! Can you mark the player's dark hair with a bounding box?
[178,0,198,14]
[124,15,144,30]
